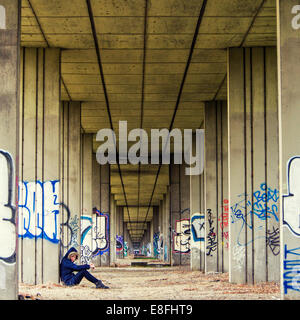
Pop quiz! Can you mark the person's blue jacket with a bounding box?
[60,247,90,284]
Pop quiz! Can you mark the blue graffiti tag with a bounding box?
[231,183,279,247]
[283,245,300,294]
[18,180,60,244]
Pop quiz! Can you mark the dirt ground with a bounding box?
[19,257,280,300]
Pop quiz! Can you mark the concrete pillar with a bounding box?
[277,0,300,299]
[60,102,81,260]
[99,164,110,266]
[109,195,116,265]
[152,206,159,258]
[204,101,228,273]
[116,206,124,258]
[150,220,154,257]
[123,222,130,257]
[170,164,190,266]
[228,47,279,284]
[92,154,100,266]
[158,200,163,260]
[164,188,171,263]
[80,133,93,264]
[190,131,206,271]
[19,47,60,284]
[0,0,20,299]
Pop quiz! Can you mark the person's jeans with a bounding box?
[66,270,99,286]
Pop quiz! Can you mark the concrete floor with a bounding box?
[19,258,280,300]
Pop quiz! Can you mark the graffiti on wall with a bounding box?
[59,204,79,260]
[283,157,300,237]
[173,219,190,254]
[116,235,124,254]
[219,200,229,249]
[282,157,300,295]
[231,183,279,254]
[206,209,217,256]
[191,214,205,243]
[18,180,60,244]
[159,233,164,259]
[283,244,300,294]
[0,150,16,264]
[153,232,160,257]
[124,241,128,257]
[80,210,110,264]
[146,242,152,257]
[80,215,93,264]
[266,226,280,256]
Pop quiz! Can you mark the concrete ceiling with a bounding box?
[21,0,277,242]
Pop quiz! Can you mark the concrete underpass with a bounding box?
[0,0,299,301]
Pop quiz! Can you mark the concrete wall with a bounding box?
[204,101,228,273]
[277,0,300,299]
[0,0,20,299]
[170,164,190,266]
[228,47,279,284]
[18,47,60,285]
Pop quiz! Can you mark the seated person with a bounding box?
[60,247,109,289]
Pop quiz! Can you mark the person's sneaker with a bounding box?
[95,280,109,289]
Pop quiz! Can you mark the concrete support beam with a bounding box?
[158,200,164,261]
[152,206,159,258]
[150,220,154,257]
[0,0,20,300]
[109,195,116,265]
[123,223,130,257]
[204,101,228,273]
[19,47,60,284]
[80,133,93,264]
[164,189,171,263]
[170,164,190,266]
[277,0,300,299]
[116,206,124,258]
[190,132,205,271]
[228,47,279,284]
[99,164,110,266]
[60,102,81,259]
[91,162,111,266]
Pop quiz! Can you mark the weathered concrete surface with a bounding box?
[277,0,300,300]
[228,47,279,284]
[18,47,60,285]
[60,101,81,259]
[204,101,228,273]
[0,0,20,300]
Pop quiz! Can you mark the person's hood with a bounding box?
[63,247,78,260]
